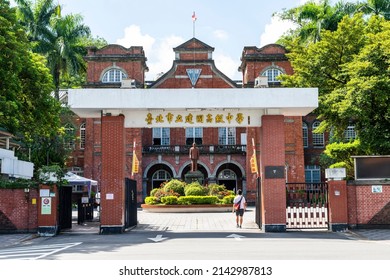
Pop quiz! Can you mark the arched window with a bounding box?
[261,68,283,82]
[80,123,86,149]
[218,169,236,180]
[152,170,171,189]
[312,121,324,147]
[302,122,308,148]
[102,68,127,83]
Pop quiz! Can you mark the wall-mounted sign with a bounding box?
[123,110,263,128]
[265,166,285,179]
[41,197,51,215]
[372,185,383,193]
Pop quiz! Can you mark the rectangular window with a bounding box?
[186,127,203,145]
[153,128,170,145]
[305,165,321,183]
[344,125,356,141]
[218,127,236,145]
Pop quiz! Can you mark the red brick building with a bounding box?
[67,38,315,201]
[67,37,319,232]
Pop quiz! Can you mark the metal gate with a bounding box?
[255,177,262,229]
[286,183,328,229]
[58,186,73,230]
[125,178,137,228]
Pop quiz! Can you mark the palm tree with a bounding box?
[43,14,90,99]
[15,0,90,99]
[276,0,363,43]
[358,0,390,20]
[15,0,59,50]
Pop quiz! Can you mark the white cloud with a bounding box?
[116,25,155,55]
[213,29,229,40]
[116,25,240,81]
[259,16,296,47]
[214,53,240,80]
[116,25,184,81]
[146,35,184,81]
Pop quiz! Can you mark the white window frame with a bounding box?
[185,127,203,145]
[344,125,356,141]
[152,128,170,145]
[102,68,127,83]
[218,127,236,145]
[80,123,86,150]
[261,68,283,82]
[305,165,321,183]
[312,121,324,147]
[302,122,308,148]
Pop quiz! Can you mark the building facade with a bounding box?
[67,38,320,206]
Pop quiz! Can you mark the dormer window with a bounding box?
[261,68,283,82]
[102,68,127,83]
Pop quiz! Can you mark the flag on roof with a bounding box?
[192,11,197,21]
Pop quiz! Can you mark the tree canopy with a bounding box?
[280,13,390,164]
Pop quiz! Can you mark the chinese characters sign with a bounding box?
[145,112,245,126]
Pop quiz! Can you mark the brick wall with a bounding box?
[0,188,38,233]
[347,182,390,228]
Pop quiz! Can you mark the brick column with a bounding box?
[260,115,286,232]
[328,180,348,231]
[37,185,59,236]
[100,115,125,234]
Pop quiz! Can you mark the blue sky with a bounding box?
[11,0,352,81]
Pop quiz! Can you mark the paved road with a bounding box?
[1,207,390,260]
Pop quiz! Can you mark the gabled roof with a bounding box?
[173,37,215,52]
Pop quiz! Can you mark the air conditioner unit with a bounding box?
[121,79,136,88]
[254,76,268,88]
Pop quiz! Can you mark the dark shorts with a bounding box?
[235,209,244,216]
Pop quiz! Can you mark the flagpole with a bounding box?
[192,11,196,38]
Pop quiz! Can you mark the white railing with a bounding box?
[286,206,328,229]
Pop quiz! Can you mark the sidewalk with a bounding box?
[1,207,390,249]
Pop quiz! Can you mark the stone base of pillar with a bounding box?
[99,225,125,234]
[329,223,348,232]
[264,224,286,232]
[38,226,58,237]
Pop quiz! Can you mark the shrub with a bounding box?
[163,179,185,196]
[184,182,208,196]
[150,188,159,197]
[222,195,235,204]
[208,183,231,199]
[145,196,159,205]
[178,195,219,205]
[161,196,178,205]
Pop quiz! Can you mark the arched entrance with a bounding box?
[215,163,243,192]
[145,164,174,196]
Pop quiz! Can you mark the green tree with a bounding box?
[275,0,360,44]
[343,16,390,154]
[281,14,390,157]
[358,0,390,20]
[15,0,59,48]
[15,0,90,99]
[1,0,64,171]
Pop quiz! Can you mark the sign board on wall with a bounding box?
[41,197,51,215]
[353,156,390,180]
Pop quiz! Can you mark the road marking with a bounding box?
[226,234,245,241]
[0,242,82,260]
[148,235,168,242]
